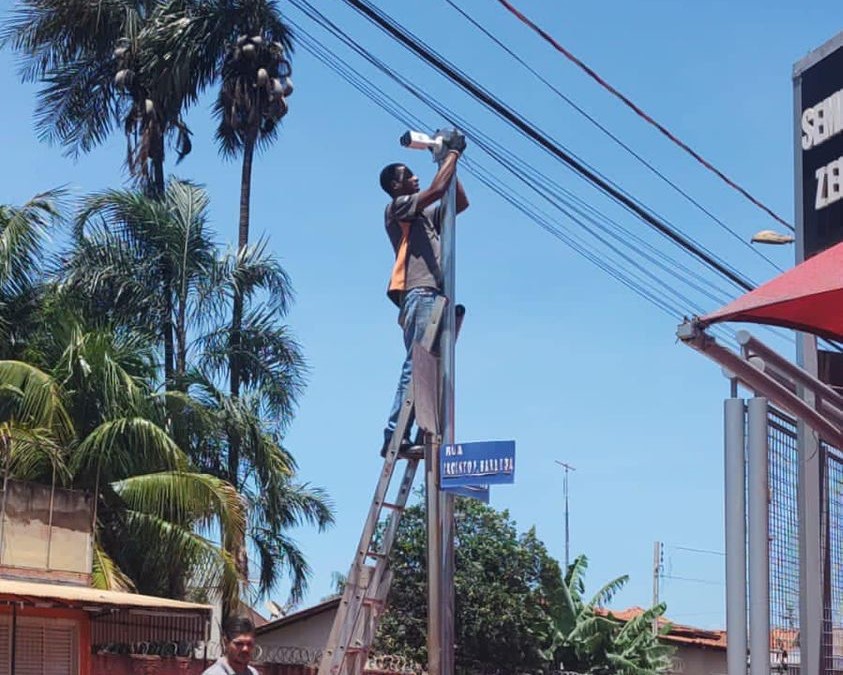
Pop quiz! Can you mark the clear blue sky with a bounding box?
[1,0,839,629]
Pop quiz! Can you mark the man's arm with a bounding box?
[455,178,469,214]
[414,150,460,211]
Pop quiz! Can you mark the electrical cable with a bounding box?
[288,5,774,353]
[288,7,733,315]
[494,0,794,233]
[292,4,804,354]
[288,10,749,352]
[442,0,784,274]
[339,0,758,294]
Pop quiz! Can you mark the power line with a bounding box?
[339,0,758,293]
[494,0,794,233]
[442,0,783,275]
[288,4,736,323]
[288,2,755,350]
[670,545,726,557]
[661,574,724,587]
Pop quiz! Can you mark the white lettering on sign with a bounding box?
[815,154,843,210]
[803,88,843,150]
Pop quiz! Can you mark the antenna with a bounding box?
[555,460,576,571]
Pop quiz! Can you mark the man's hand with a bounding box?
[445,131,467,155]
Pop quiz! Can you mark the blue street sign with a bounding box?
[440,440,516,487]
[441,484,490,503]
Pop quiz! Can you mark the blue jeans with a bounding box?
[384,287,440,442]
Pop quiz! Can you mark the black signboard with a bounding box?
[799,43,843,258]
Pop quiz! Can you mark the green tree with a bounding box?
[545,555,674,675]
[0,190,64,360]
[61,179,217,389]
[141,0,294,498]
[376,496,564,674]
[0,323,245,606]
[1,0,193,196]
[58,181,333,603]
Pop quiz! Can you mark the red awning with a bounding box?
[701,241,843,341]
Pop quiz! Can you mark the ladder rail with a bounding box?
[318,296,447,675]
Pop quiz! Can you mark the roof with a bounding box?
[0,578,211,614]
[599,607,726,650]
[255,596,340,635]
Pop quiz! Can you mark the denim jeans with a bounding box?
[384,287,440,442]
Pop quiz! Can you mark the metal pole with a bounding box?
[652,541,661,636]
[725,398,747,675]
[747,398,770,675]
[426,438,443,675]
[565,470,570,571]
[554,461,576,571]
[792,62,823,675]
[438,142,458,675]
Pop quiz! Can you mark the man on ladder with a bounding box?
[379,133,469,457]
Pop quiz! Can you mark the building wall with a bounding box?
[668,644,726,675]
[255,611,334,653]
[0,479,93,584]
[0,605,91,675]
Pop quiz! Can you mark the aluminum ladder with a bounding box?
[318,295,453,675]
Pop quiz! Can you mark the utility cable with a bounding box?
[340,0,758,293]
[288,4,737,311]
[289,9,748,352]
[494,0,794,233]
[291,0,730,308]
[443,0,783,274]
[291,3,802,351]
[295,0,751,306]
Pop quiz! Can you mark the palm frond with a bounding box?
[92,541,136,592]
[120,509,240,606]
[111,470,246,538]
[71,417,189,481]
[588,574,629,608]
[0,360,73,439]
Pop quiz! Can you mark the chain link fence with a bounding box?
[767,407,843,675]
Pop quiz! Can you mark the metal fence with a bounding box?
[768,409,801,673]
[766,408,843,675]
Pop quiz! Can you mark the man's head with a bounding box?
[379,163,420,197]
[223,616,255,670]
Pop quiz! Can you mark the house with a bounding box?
[606,607,726,675]
[0,479,212,675]
[255,597,339,665]
[254,599,728,675]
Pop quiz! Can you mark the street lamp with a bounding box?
[751,229,795,245]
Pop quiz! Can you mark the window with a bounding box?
[0,615,79,675]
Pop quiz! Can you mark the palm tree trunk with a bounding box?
[151,156,176,389]
[228,127,257,486]
[224,127,258,607]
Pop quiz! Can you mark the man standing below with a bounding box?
[379,133,469,457]
[202,617,259,675]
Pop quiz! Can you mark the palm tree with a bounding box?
[0,190,64,360]
[179,239,333,601]
[141,0,293,388]
[1,0,193,196]
[59,182,333,602]
[0,322,245,605]
[61,179,217,389]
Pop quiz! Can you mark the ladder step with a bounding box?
[365,550,386,560]
[381,501,404,511]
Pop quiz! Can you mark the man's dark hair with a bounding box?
[223,616,255,641]
[379,163,404,195]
